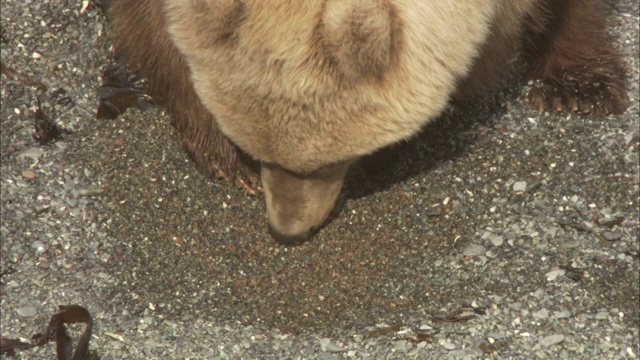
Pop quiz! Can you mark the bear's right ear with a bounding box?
[319,0,402,82]
[165,0,246,48]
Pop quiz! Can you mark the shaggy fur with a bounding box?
[163,0,501,172]
[109,0,260,193]
[524,0,629,115]
[108,0,628,243]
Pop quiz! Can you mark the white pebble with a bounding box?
[553,310,571,319]
[442,342,456,350]
[17,147,44,160]
[513,181,527,192]
[319,338,330,351]
[546,269,565,281]
[16,306,37,317]
[539,334,564,347]
[595,312,609,320]
[489,235,504,247]
[463,244,486,257]
[533,309,549,319]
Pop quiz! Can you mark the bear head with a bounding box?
[164,0,496,243]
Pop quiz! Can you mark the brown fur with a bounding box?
[108,0,260,193]
[454,2,548,100]
[316,0,403,82]
[524,0,629,115]
[163,0,498,173]
[108,0,628,243]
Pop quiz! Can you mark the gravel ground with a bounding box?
[1,1,638,359]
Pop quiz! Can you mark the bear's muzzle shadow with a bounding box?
[271,99,497,245]
[334,95,513,215]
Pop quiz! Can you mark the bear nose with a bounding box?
[268,224,320,246]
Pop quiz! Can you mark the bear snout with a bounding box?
[261,161,353,243]
[268,224,320,246]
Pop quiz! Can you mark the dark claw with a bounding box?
[579,101,593,114]
[528,88,545,112]
[569,98,579,112]
[553,97,563,113]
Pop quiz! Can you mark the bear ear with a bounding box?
[167,0,246,48]
[320,0,402,81]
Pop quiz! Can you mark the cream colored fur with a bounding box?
[162,0,543,240]
[165,0,540,173]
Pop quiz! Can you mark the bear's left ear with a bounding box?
[319,0,402,81]
[165,0,246,49]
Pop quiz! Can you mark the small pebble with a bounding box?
[319,337,330,351]
[78,185,104,197]
[426,208,442,217]
[539,334,565,347]
[554,310,571,319]
[546,269,566,281]
[31,241,46,254]
[487,332,507,340]
[614,3,630,12]
[17,148,43,160]
[317,352,336,360]
[319,338,344,352]
[442,342,456,350]
[558,240,580,249]
[326,343,345,352]
[595,312,609,320]
[22,169,36,179]
[16,305,37,317]
[532,288,545,299]
[463,244,486,257]
[534,309,549,319]
[513,181,527,192]
[600,231,623,241]
[489,235,504,247]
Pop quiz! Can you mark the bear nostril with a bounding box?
[268,224,312,246]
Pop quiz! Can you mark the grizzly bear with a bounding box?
[108,0,628,244]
